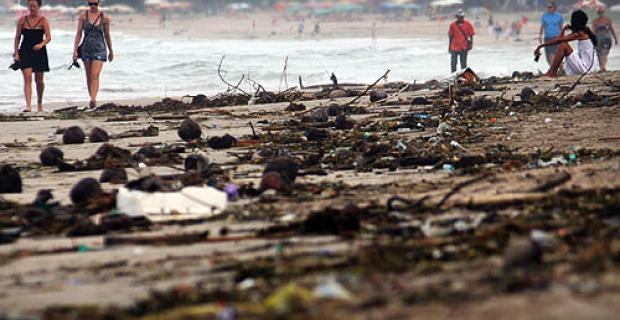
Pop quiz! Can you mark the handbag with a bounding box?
[456,23,473,51]
[77,12,103,59]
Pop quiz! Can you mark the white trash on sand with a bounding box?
[117,186,228,221]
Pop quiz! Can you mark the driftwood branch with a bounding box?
[343,69,390,107]
[435,173,493,211]
[217,55,250,95]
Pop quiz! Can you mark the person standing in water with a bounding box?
[534,10,598,77]
[592,6,617,71]
[73,0,114,109]
[539,2,564,66]
[448,10,475,73]
[13,0,51,112]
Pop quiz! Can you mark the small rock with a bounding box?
[304,128,329,141]
[306,108,329,123]
[177,118,202,142]
[184,154,209,171]
[264,157,299,184]
[39,146,64,166]
[520,87,536,102]
[142,125,160,137]
[99,167,128,184]
[472,95,494,109]
[191,94,208,106]
[89,127,109,143]
[329,89,347,99]
[208,134,237,149]
[0,165,22,194]
[285,102,306,112]
[135,145,160,159]
[503,236,542,269]
[62,126,85,144]
[326,103,342,117]
[369,90,388,102]
[70,178,102,205]
[334,115,355,130]
[260,171,288,192]
[411,96,432,105]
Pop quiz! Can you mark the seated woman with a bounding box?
[535,10,598,77]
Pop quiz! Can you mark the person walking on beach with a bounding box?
[592,6,617,71]
[72,0,114,109]
[539,2,564,66]
[13,0,51,113]
[534,10,598,77]
[448,10,475,73]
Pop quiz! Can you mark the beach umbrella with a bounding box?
[273,1,287,11]
[574,0,605,9]
[430,0,463,7]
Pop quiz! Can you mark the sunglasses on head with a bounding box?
[88,2,99,6]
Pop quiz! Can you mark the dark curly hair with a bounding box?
[28,0,42,6]
[569,10,598,47]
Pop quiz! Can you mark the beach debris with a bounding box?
[191,94,208,106]
[411,96,432,105]
[313,278,352,300]
[0,165,22,194]
[70,178,102,205]
[184,154,209,172]
[260,172,288,192]
[457,68,479,83]
[304,108,329,123]
[369,90,388,102]
[302,204,361,235]
[135,145,160,160]
[113,125,160,139]
[326,103,342,116]
[39,146,64,166]
[304,128,329,141]
[286,102,306,112]
[264,157,299,185]
[89,127,109,143]
[224,183,239,199]
[177,118,202,142]
[62,126,86,144]
[116,186,227,220]
[503,235,543,270]
[329,89,347,99]
[264,283,314,315]
[520,87,536,102]
[334,115,355,130]
[207,134,237,149]
[99,167,128,184]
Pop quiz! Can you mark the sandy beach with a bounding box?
[0,8,619,319]
[0,65,619,318]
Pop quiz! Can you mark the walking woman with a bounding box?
[73,0,114,109]
[592,6,618,71]
[13,0,51,112]
[534,10,598,77]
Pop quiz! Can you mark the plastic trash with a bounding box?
[117,186,227,221]
[544,117,552,123]
[538,156,567,167]
[436,122,452,136]
[443,164,455,172]
[313,278,352,300]
[224,183,239,199]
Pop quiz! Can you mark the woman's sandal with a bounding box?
[22,109,31,113]
[89,101,97,109]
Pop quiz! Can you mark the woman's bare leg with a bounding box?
[21,68,33,112]
[600,54,608,71]
[35,72,45,112]
[84,60,93,99]
[545,42,573,77]
[89,60,104,106]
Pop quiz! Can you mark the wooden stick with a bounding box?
[217,55,250,95]
[343,69,390,107]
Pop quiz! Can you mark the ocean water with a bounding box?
[1,28,618,111]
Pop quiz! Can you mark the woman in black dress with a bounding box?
[13,0,51,112]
